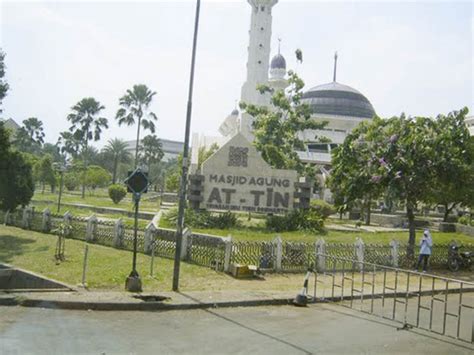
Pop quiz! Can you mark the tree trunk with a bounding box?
[112,156,118,184]
[82,139,88,199]
[134,114,142,169]
[443,203,456,222]
[406,201,416,259]
[365,197,371,225]
[42,182,45,194]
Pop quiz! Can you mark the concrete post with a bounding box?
[63,211,73,237]
[355,237,365,271]
[273,235,282,272]
[42,208,51,233]
[4,210,10,225]
[223,235,233,273]
[144,222,157,254]
[180,228,192,261]
[315,238,326,272]
[390,239,399,267]
[114,218,125,248]
[22,207,32,229]
[86,215,98,242]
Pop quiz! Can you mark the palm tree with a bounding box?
[67,97,108,198]
[139,134,163,172]
[57,131,82,160]
[115,84,158,168]
[102,138,132,183]
[14,117,45,153]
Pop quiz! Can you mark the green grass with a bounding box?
[32,189,161,212]
[0,225,227,291]
[159,217,473,244]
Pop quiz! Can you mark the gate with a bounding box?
[310,254,474,344]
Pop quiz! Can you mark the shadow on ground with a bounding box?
[0,234,35,263]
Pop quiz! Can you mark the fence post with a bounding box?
[223,235,233,273]
[273,235,282,272]
[113,218,125,248]
[22,207,32,229]
[315,238,326,272]
[390,239,399,267]
[4,210,11,225]
[144,222,157,254]
[63,211,72,237]
[180,228,191,261]
[42,208,51,233]
[86,215,98,242]
[355,237,365,271]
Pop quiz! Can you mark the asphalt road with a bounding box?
[0,303,472,355]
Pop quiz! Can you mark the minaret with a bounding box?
[240,0,278,141]
[268,38,289,93]
[333,51,338,82]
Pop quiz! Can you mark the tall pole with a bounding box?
[132,193,140,274]
[57,169,64,213]
[173,0,201,291]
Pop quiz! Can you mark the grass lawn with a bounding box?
[160,218,473,245]
[32,189,160,212]
[0,225,235,292]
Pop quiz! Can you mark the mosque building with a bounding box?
[190,0,377,198]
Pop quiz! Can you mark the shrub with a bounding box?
[266,208,324,233]
[64,173,79,191]
[458,214,473,226]
[164,207,239,229]
[310,199,336,219]
[108,184,127,204]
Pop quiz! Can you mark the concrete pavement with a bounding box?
[1,303,472,354]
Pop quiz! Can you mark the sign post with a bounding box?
[124,168,149,292]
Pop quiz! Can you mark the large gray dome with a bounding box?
[301,82,375,119]
[270,53,286,70]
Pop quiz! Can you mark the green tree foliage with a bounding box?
[57,131,82,159]
[426,108,473,221]
[64,172,79,191]
[34,154,56,193]
[102,138,132,184]
[13,117,45,154]
[240,70,327,178]
[139,134,164,170]
[67,97,108,198]
[115,84,158,167]
[0,49,8,111]
[83,165,111,194]
[198,143,219,169]
[0,122,34,211]
[108,184,127,204]
[330,109,471,257]
[42,143,63,163]
[329,118,386,224]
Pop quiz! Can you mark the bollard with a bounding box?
[82,244,89,287]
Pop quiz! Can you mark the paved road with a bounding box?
[0,303,472,355]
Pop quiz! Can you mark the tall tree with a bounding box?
[0,49,8,111]
[115,84,158,168]
[57,131,82,159]
[329,118,386,225]
[240,70,327,178]
[427,108,472,221]
[67,97,108,198]
[139,134,163,172]
[34,154,56,193]
[0,122,34,211]
[102,138,132,183]
[13,117,45,154]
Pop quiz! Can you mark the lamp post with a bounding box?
[124,168,149,292]
[172,0,201,292]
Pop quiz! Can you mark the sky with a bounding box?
[1,0,472,147]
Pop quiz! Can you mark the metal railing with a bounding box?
[311,254,474,344]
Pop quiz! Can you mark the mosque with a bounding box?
[190,0,377,201]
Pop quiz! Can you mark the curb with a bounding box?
[1,297,294,312]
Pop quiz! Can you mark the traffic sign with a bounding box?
[125,168,149,194]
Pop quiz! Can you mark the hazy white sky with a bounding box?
[1,0,472,146]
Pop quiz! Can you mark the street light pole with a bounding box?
[172,0,201,292]
[57,168,64,213]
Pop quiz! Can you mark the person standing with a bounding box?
[415,229,433,272]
